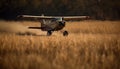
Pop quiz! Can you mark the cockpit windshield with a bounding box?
[52,17,63,21]
[56,17,63,21]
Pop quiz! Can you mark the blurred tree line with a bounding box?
[0,0,120,20]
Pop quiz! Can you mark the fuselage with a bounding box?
[40,17,65,31]
[28,17,66,31]
[40,20,66,31]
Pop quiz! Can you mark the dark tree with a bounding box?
[0,0,119,20]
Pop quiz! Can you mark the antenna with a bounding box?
[41,14,44,16]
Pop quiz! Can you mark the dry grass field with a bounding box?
[0,20,120,69]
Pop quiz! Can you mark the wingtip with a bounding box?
[17,15,23,18]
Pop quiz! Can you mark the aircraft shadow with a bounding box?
[16,33,56,37]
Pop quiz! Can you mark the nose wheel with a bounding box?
[47,31,52,36]
[63,31,68,36]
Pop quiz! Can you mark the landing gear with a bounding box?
[47,30,68,36]
[63,31,68,36]
[47,31,52,36]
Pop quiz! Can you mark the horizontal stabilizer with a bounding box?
[28,27,41,29]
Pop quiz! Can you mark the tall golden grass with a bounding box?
[0,20,120,69]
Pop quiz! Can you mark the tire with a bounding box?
[63,31,68,36]
[47,31,52,36]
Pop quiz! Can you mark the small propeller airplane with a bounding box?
[18,14,89,36]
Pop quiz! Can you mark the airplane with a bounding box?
[18,14,89,36]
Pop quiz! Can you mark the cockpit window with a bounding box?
[56,17,63,21]
[52,17,63,22]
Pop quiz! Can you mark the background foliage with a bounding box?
[0,0,120,20]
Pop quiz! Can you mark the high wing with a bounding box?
[62,16,90,21]
[18,15,54,20]
[18,15,90,21]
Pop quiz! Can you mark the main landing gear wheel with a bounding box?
[63,31,68,36]
[47,31,52,36]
